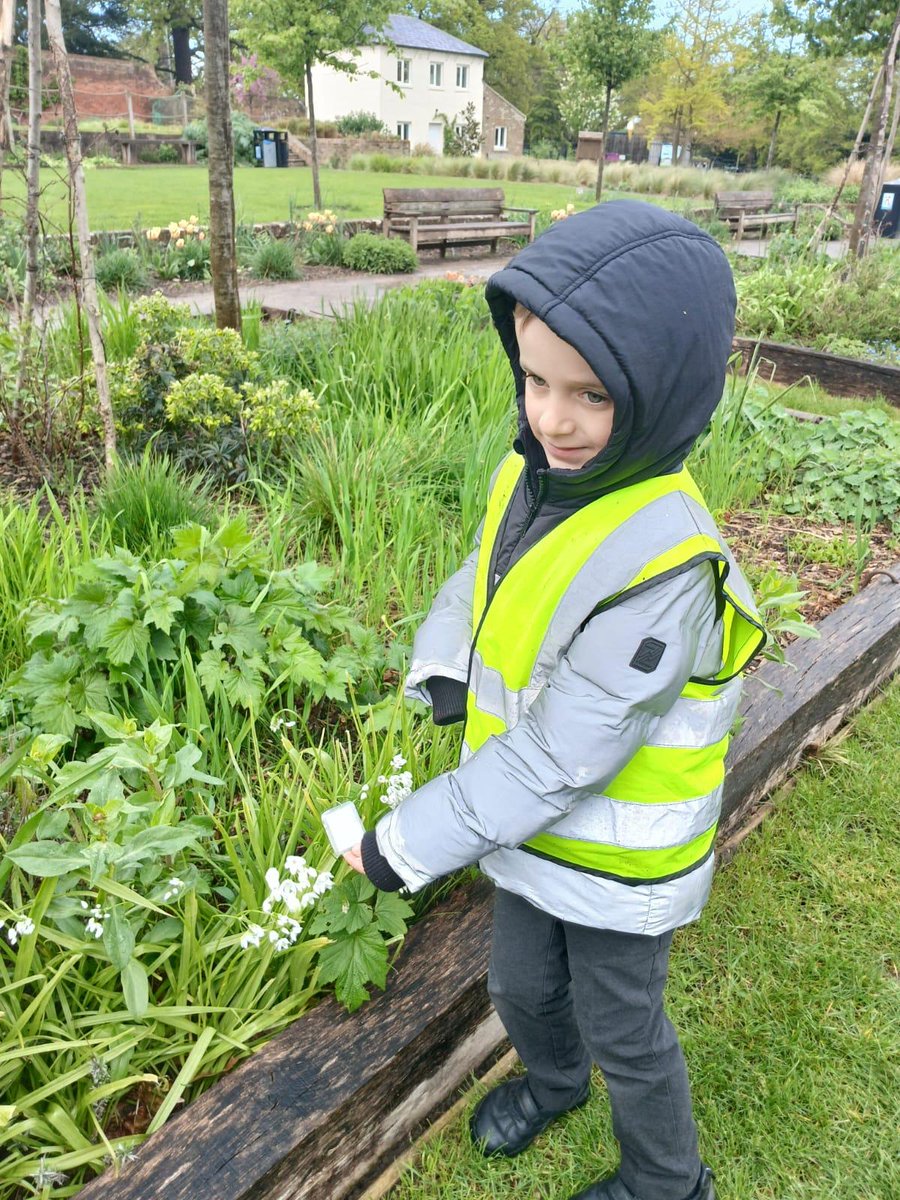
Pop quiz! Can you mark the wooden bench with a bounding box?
[382,187,537,255]
[714,190,798,240]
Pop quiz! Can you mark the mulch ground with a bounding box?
[2,426,897,630]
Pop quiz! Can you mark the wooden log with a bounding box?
[79,567,900,1200]
[720,563,900,839]
[732,336,900,406]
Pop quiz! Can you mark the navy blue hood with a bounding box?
[485,200,736,498]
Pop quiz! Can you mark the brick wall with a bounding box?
[481,83,524,159]
[42,53,173,122]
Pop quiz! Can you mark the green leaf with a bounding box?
[143,590,184,635]
[309,875,375,937]
[117,820,211,868]
[5,840,89,877]
[196,648,230,697]
[315,924,388,1012]
[280,632,327,687]
[28,733,70,764]
[102,612,151,666]
[212,603,266,657]
[374,890,414,938]
[103,903,135,971]
[122,959,149,1017]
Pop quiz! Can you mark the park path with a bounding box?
[168,238,849,320]
[172,254,512,319]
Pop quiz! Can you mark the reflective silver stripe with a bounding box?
[460,741,473,765]
[532,491,718,686]
[479,847,715,935]
[542,784,723,850]
[645,680,742,749]
[469,649,541,726]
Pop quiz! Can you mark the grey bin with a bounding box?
[875,179,900,238]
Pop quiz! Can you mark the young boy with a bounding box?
[343,200,765,1200]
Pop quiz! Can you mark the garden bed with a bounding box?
[732,335,900,405]
[73,566,900,1200]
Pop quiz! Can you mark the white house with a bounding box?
[309,14,488,154]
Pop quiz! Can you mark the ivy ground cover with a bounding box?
[1,280,899,1196]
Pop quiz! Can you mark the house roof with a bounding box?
[366,14,489,58]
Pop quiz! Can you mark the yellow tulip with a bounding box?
[175,237,185,248]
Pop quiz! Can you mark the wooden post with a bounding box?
[126,91,135,138]
[181,91,189,128]
[736,209,745,243]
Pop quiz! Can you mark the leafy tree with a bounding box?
[12,0,137,57]
[640,0,735,166]
[442,99,480,155]
[733,4,830,168]
[234,0,394,211]
[562,0,659,199]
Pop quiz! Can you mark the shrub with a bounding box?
[251,235,297,280]
[184,112,256,164]
[95,247,148,293]
[343,233,418,274]
[410,142,433,156]
[110,297,320,480]
[336,110,386,135]
[283,116,339,138]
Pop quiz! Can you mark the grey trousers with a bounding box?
[487,887,702,1200]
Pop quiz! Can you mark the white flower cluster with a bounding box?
[240,857,334,953]
[1,914,35,946]
[269,715,297,733]
[80,900,108,939]
[162,877,184,902]
[360,754,413,810]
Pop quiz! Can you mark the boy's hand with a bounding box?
[343,841,365,874]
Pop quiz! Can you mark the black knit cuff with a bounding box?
[361,828,406,892]
[425,676,468,726]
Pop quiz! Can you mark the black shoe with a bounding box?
[469,1075,590,1158]
[569,1164,715,1200]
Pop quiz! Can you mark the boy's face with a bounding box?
[515,311,614,470]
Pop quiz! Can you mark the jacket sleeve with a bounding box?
[403,516,484,706]
[375,561,722,891]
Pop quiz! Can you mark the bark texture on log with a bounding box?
[77,569,900,1200]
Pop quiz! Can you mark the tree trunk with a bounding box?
[766,107,782,171]
[306,57,321,211]
[811,60,884,250]
[877,69,900,198]
[14,0,42,406]
[849,5,900,258]
[171,23,193,86]
[0,0,15,151]
[594,82,612,201]
[203,0,241,332]
[44,0,116,472]
[670,107,682,167]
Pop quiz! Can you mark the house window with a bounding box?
[429,62,443,87]
[456,64,469,89]
[397,58,410,84]
[397,122,411,141]
[494,125,508,150]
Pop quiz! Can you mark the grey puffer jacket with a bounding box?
[363,201,744,934]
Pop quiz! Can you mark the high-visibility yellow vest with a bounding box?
[464,452,765,887]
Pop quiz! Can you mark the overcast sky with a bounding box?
[554,1,770,21]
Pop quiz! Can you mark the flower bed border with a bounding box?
[732,336,900,406]
[77,566,900,1200]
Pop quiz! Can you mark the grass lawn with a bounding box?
[389,683,900,1200]
[0,164,692,231]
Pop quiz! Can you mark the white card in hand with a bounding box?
[321,801,365,855]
